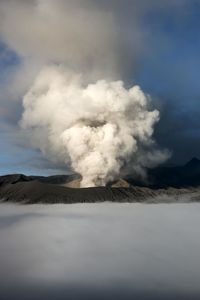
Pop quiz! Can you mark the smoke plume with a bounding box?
[21,66,167,187]
[0,0,170,186]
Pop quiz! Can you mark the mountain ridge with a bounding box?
[1,158,200,204]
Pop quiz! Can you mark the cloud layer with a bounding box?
[1,202,200,299]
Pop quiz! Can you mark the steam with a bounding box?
[0,0,170,185]
[20,66,167,187]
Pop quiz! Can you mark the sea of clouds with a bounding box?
[0,202,200,299]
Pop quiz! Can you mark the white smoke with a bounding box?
[20,66,168,187]
[0,0,170,186]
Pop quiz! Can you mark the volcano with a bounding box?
[1,159,200,204]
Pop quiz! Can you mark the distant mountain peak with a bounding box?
[185,157,200,167]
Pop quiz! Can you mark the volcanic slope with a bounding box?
[0,172,200,204]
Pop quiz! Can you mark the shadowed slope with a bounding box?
[0,178,199,204]
[1,158,200,204]
[0,180,158,204]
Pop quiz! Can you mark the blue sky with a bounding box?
[136,2,200,163]
[0,0,200,175]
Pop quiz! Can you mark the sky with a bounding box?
[0,0,200,175]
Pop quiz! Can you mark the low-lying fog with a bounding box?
[0,201,200,300]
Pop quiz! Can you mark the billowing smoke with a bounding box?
[20,66,167,187]
[0,0,170,186]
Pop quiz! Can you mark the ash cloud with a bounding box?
[1,0,197,179]
[20,66,168,186]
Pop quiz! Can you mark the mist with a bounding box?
[0,202,200,299]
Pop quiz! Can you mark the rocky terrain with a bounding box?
[1,158,200,204]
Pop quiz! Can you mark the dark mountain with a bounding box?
[0,174,80,186]
[0,180,158,204]
[0,158,200,204]
[185,157,200,168]
[127,157,200,188]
